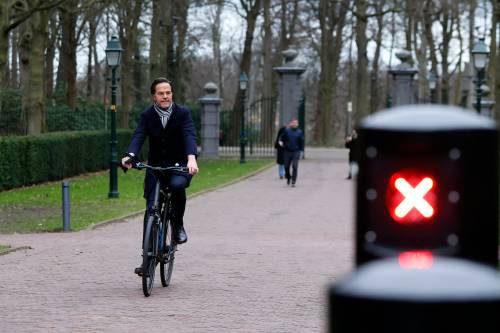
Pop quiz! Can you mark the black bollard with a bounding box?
[329,255,500,332]
[62,181,70,231]
[355,105,498,266]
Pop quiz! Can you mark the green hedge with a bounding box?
[0,130,147,191]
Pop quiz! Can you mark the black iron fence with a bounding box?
[0,90,203,140]
[1,89,281,159]
[219,96,278,157]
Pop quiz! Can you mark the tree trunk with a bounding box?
[44,12,57,97]
[87,18,98,99]
[149,0,172,82]
[19,10,49,134]
[262,0,274,135]
[92,25,100,102]
[172,0,190,102]
[313,0,348,145]
[133,46,143,103]
[118,0,143,128]
[0,34,8,89]
[370,0,385,114]
[404,0,414,53]
[10,28,19,88]
[211,0,224,97]
[354,0,369,121]
[56,0,77,109]
[230,0,262,142]
[0,1,8,88]
[149,0,160,81]
[440,0,453,105]
[424,0,439,101]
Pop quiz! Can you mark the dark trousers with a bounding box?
[143,174,189,244]
[284,150,300,183]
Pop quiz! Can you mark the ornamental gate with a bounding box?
[219,96,278,157]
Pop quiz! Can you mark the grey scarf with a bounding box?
[154,102,173,128]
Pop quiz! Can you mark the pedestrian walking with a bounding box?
[274,125,286,179]
[281,118,304,187]
[344,129,358,179]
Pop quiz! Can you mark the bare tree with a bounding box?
[19,8,50,134]
[370,0,387,113]
[117,0,144,127]
[0,0,66,89]
[210,0,225,98]
[310,0,349,145]
[230,0,262,140]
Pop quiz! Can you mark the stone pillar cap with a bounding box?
[199,82,221,104]
[283,49,298,63]
[203,82,218,95]
[391,50,417,73]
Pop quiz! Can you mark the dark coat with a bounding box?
[274,126,286,165]
[281,127,304,152]
[127,103,197,198]
[345,137,358,163]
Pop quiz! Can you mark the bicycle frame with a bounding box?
[129,162,188,296]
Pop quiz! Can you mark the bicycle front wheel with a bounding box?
[160,218,176,287]
[142,215,157,297]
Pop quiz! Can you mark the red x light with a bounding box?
[386,171,437,224]
[398,250,434,270]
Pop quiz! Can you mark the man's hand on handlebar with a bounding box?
[187,154,199,175]
[121,153,136,171]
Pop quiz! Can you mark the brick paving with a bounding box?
[0,148,354,333]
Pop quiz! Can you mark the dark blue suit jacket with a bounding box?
[127,103,197,198]
[281,128,304,152]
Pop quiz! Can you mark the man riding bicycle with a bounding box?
[121,78,198,276]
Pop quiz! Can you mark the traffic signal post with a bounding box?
[328,105,500,332]
[354,105,498,267]
[329,256,500,332]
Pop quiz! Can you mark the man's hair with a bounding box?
[150,77,172,95]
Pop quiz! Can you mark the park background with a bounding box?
[1,1,499,142]
[1,0,500,229]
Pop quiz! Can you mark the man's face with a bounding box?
[289,119,299,128]
[153,82,173,108]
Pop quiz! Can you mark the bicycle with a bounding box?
[127,161,189,297]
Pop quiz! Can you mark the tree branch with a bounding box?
[5,0,67,33]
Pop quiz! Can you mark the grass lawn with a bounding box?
[0,244,11,253]
[0,158,272,233]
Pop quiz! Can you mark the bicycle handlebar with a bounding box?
[133,162,189,173]
[121,156,189,174]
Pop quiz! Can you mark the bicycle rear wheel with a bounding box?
[142,215,157,297]
[160,216,176,287]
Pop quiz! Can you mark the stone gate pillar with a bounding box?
[274,49,306,125]
[199,82,221,159]
[389,50,418,107]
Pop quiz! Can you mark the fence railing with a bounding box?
[219,96,278,157]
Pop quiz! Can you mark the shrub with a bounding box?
[0,130,148,191]
[0,89,22,135]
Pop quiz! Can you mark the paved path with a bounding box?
[0,148,354,332]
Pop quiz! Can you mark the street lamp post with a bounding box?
[239,72,248,164]
[471,38,489,114]
[346,101,353,136]
[105,36,123,198]
[428,71,437,104]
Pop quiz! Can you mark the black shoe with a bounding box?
[173,221,188,244]
[291,182,296,187]
[287,178,291,186]
[279,176,284,179]
[134,264,144,276]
